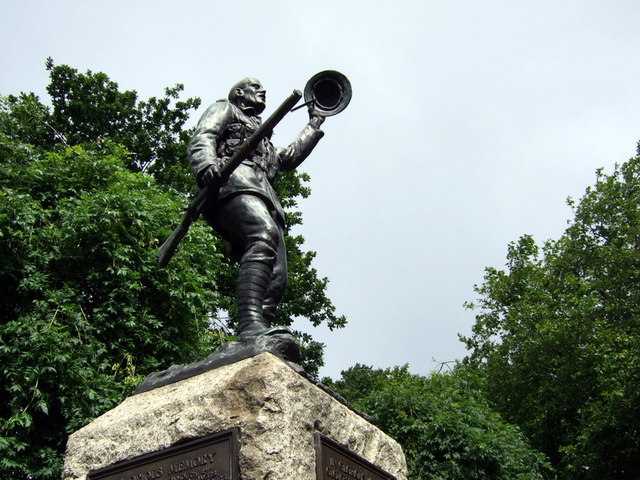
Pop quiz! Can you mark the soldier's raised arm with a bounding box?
[277,112,325,171]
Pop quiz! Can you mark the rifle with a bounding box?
[157,89,303,267]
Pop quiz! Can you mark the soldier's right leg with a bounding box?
[213,194,281,340]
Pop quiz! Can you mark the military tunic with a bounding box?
[188,99,324,226]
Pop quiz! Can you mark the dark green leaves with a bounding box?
[326,365,550,480]
[464,157,640,478]
[0,135,223,479]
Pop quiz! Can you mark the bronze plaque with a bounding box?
[314,433,396,480]
[88,429,238,480]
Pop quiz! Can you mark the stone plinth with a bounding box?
[62,353,407,480]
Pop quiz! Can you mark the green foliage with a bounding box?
[325,365,550,480]
[0,123,231,478]
[273,170,347,374]
[463,157,640,479]
[6,58,201,192]
[44,58,201,191]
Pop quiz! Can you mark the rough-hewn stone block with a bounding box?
[63,353,407,480]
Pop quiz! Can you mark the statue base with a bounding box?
[62,353,407,480]
[135,332,300,393]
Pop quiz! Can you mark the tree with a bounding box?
[463,157,640,479]
[325,364,550,480]
[0,130,225,478]
[0,62,345,478]
[44,57,200,192]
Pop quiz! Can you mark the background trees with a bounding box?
[325,364,550,480]
[463,157,640,479]
[327,152,640,480]
[0,62,344,479]
[0,133,222,478]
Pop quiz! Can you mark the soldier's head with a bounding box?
[228,77,266,115]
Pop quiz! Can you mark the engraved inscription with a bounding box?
[325,455,370,480]
[314,434,395,480]
[88,430,237,480]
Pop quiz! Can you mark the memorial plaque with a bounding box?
[88,429,238,480]
[314,433,396,480]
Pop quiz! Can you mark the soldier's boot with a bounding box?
[236,261,272,341]
[262,303,292,336]
[262,301,300,363]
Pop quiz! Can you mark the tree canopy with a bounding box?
[0,61,344,479]
[0,134,223,478]
[325,364,550,480]
[463,157,640,479]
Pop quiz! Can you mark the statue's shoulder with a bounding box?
[200,99,235,117]
[196,99,239,130]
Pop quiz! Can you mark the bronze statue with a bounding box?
[189,77,325,340]
[157,71,350,341]
[186,73,351,342]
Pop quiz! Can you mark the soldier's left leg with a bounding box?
[262,222,287,324]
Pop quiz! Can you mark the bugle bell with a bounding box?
[301,70,352,117]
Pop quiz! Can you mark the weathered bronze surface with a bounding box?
[88,429,238,480]
[179,73,350,353]
[314,434,396,480]
[187,77,327,350]
[303,70,352,117]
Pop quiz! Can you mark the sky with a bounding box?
[2,0,640,380]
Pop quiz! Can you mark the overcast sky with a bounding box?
[2,0,639,380]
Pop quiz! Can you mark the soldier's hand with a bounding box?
[308,109,325,129]
[202,164,223,186]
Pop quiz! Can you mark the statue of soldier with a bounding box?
[187,78,325,341]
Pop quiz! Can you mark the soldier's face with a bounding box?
[240,79,266,113]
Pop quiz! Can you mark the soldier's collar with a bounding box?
[238,104,260,117]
